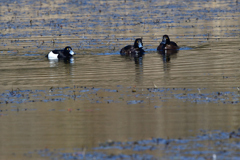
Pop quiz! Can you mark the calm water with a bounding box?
[0,0,240,159]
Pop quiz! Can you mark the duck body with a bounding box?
[157,35,179,51]
[46,46,75,60]
[120,38,145,59]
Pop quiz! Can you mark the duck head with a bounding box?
[161,35,170,45]
[134,38,143,49]
[64,46,75,56]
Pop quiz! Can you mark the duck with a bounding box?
[157,35,179,51]
[46,46,75,59]
[120,38,145,60]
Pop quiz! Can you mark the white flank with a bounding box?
[48,51,58,59]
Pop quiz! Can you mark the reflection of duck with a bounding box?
[48,58,74,67]
[158,49,178,63]
[46,46,75,60]
[157,35,179,51]
[120,38,145,63]
[134,62,144,84]
[48,58,75,85]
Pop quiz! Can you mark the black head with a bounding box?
[134,38,143,49]
[161,35,170,45]
[64,46,75,56]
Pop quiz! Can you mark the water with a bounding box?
[0,0,240,159]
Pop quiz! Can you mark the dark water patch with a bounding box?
[104,89,118,92]
[127,100,144,105]
[22,54,42,57]
[26,128,240,159]
[95,129,240,159]
[179,46,194,50]
[154,106,162,109]
[1,87,240,106]
[31,149,155,160]
[95,52,120,56]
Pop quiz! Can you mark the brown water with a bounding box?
[0,0,240,159]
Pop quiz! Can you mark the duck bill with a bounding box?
[70,50,75,55]
[162,39,166,45]
[138,42,143,48]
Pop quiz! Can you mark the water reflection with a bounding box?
[48,57,75,67]
[135,62,143,84]
[158,50,179,73]
[134,57,143,64]
[48,57,75,84]
[158,50,179,63]
[49,59,59,67]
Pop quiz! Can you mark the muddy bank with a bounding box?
[25,129,240,160]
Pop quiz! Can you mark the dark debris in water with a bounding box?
[25,129,240,160]
[0,86,240,107]
[29,149,155,160]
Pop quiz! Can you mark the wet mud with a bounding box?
[25,129,240,160]
[1,86,240,159]
[1,86,240,107]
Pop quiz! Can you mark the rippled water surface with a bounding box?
[0,0,240,159]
